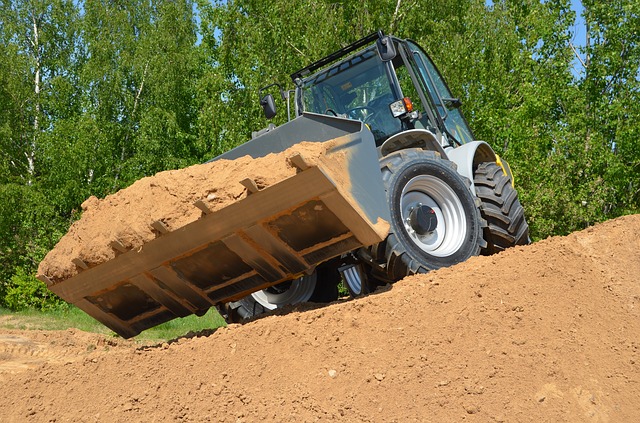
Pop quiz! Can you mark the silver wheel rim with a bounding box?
[400,175,467,257]
[250,273,317,310]
[341,265,364,295]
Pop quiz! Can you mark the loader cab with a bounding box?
[291,33,475,147]
[295,47,404,145]
[402,40,474,145]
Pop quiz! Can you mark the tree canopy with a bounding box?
[1,0,638,309]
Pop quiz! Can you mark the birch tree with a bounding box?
[0,0,81,306]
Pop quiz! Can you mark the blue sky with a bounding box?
[571,0,586,77]
[571,0,586,43]
[570,0,587,76]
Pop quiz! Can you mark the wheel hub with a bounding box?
[409,204,438,235]
[400,175,467,257]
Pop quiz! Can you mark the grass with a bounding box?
[0,305,227,342]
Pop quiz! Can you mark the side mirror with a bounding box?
[443,98,462,110]
[260,94,277,119]
[376,35,396,61]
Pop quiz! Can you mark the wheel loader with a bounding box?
[38,31,529,338]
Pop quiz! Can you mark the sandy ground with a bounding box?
[1,214,639,422]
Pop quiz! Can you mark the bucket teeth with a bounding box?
[37,274,54,287]
[151,220,170,235]
[193,199,213,215]
[289,153,310,171]
[240,178,260,194]
[72,258,89,270]
[109,240,128,253]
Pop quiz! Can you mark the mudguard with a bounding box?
[444,141,497,193]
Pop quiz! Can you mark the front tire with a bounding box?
[373,149,486,280]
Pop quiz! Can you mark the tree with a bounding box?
[0,0,83,307]
[0,0,205,309]
[80,0,203,189]
[580,0,640,218]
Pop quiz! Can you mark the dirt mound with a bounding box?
[37,140,337,283]
[3,215,639,422]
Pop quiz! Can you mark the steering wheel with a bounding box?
[347,106,377,124]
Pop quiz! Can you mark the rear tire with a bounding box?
[373,149,485,280]
[223,264,340,323]
[474,161,530,254]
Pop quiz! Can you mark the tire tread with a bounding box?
[474,161,530,254]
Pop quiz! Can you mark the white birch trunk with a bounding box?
[27,9,41,186]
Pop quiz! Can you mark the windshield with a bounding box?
[407,41,474,144]
[299,48,403,144]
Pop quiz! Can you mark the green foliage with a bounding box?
[0,0,639,311]
[0,184,67,307]
[581,0,640,218]
[4,268,65,311]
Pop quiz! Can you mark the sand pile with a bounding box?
[38,141,338,283]
[3,215,638,422]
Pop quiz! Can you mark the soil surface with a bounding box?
[2,215,639,422]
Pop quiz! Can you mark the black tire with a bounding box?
[371,149,486,280]
[223,264,340,323]
[474,161,530,254]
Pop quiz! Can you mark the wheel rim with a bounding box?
[340,264,364,296]
[400,175,468,257]
[250,273,317,310]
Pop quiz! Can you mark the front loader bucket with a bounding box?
[40,114,390,338]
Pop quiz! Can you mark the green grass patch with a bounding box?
[0,305,226,342]
[137,308,227,341]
